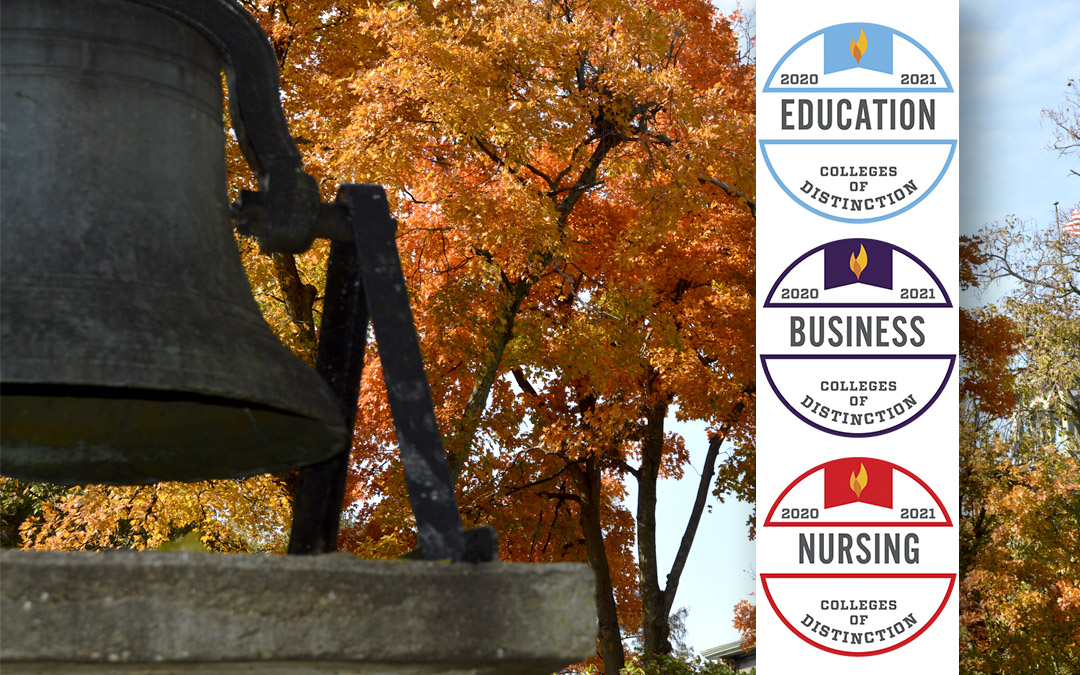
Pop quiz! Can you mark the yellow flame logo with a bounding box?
[850,29,868,64]
[849,244,868,280]
[850,463,869,499]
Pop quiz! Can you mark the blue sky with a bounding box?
[960,0,1079,235]
[657,0,1080,655]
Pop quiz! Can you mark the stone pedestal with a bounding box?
[0,550,596,673]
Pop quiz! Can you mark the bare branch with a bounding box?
[700,176,757,219]
[662,389,753,616]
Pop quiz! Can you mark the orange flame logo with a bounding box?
[849,244,868,280]
[850,463,869,499]
[850,29,868,64]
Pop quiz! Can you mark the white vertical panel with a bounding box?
[756,3,958,672]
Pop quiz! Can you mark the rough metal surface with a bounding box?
[344,185,470,563]
[288,185,497,563]
[0,0,346,483]
[287,217,369,556]
[131,0,323,254]
[0,551,597,674]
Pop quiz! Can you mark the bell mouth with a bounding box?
[0,384,348,485]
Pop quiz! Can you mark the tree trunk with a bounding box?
[571,458,626,674]
[269,251,319,362]
[637,396,749,658]
[637,400,672,656]
[448,278,531,481]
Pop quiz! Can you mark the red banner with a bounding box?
[823,457,894,509]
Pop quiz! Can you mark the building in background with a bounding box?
[702,640,756,672]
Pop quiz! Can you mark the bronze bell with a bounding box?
[0,0,347,484]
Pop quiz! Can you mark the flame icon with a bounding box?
[850,463,869,499]
[850,29,868,64]
[849,244,868,280]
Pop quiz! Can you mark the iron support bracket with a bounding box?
[289,185,497,563]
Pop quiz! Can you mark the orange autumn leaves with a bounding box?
[958,235,1022,417]
[310,0,756,666]
[324,0,754,545]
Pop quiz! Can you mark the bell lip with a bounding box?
[0,383,349,485]
[0,287,349,436]
[0,356,348,429]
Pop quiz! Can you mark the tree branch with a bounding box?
[699,176,757,219]
[448,278,532,480]
[512,367,540,397]
[663,392,751,616]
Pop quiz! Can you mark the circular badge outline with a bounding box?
[759,139,957,224]
[760,354,956,438]
[762,456,954,527]
[760,572,957,657]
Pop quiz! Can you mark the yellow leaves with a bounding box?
[156,530,210,553]
[961,223,1080,669]
[335,0,751,186]
[960,441,1080,671]
[20,476,293,553]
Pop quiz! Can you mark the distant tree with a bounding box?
[0,480,65,549]
[979,216,1080,452]
[618,652,740,675]
[1043,78,1079,177]
[15,477,292,553]
[732,598,756,652]
[959,83,1080,671]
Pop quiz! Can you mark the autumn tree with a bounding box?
[12,476,293,552]
[960,437,1080,673]
[959,84,1080,673]
[617,652,739,675]
[957,233,1023,581]
[0,480,66,549]
[262,0,756,669]
[732,598,755,650]
[961,219,1079,672]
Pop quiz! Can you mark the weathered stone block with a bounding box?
[0,550,596,674]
